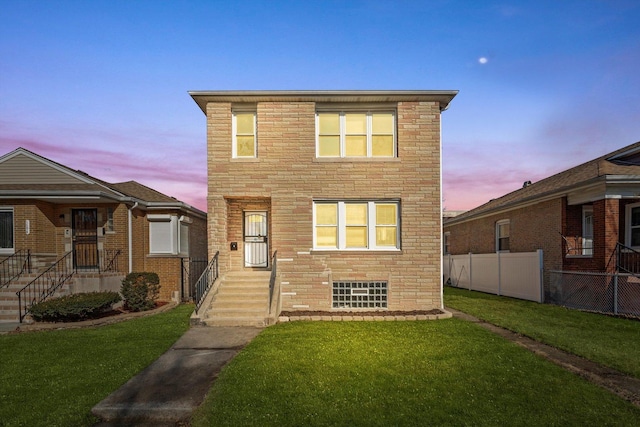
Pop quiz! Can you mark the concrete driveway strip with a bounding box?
[92,326,263,424]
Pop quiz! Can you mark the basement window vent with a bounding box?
[332,281,387,309]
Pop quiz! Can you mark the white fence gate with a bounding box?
[443,250,544,303]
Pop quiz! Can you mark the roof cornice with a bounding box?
[189,90,459,114]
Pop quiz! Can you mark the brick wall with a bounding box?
[444,198,563,296]
[207,100,443,311]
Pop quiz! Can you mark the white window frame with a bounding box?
[232,109,257,158]
[443,231,451,255]
[495,219,510,253]
[148,214,190,256]
[625,202,640,248]
[315,111,396,158]
[313,201,400,251]
[105,207,115,233]
[582,206,594,256]
[0,207,14,255]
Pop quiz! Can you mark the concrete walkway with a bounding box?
[91,325,263,425]
[447,308,640,408]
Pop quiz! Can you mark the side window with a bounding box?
[0,207,14,254]
[232,110,257,158]
[626,203,640,247]
[496,220,510,252]
[106,207,115,232]
[443,231,450,255]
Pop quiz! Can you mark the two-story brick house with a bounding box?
[190,90,457,323]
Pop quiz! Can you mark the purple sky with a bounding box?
[2,1,639,212]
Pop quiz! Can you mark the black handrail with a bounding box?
[101,249,121,272]
[16,251,75,323]
[610,242,640,275]
[268,250,278,314]
[194,251,220,314]
[0,249,31,288]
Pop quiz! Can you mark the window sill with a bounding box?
[231,158,259,162]
[313,157,400,163]
[147,253,188,258]
[311,249,402,255]
[566,255,593,259]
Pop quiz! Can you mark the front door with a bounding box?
[72,209,98,269]
[244,211,268,267]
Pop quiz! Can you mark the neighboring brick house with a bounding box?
[443,141,640,299]
[0,148,207,321]
[189,90,457,318]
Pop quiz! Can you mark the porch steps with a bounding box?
[0,273,71,323]
[202,271,271,327]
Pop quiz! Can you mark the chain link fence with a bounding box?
[548,270,640,317]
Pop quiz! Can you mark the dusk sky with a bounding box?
[2,1,639,212]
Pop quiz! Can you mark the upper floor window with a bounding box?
[232,110,256,158]
[314,201,399,250]
[496,219,510,252]
[0,207,14,254]
[316,111,395,158]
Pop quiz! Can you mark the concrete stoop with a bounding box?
[201,271,272,327]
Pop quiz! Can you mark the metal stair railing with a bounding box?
[607,242,640,276]
[268,250,278,315]
[101,249,122,272]
[0,249,31,288]
[194,251,220,314]
[16,251,75,323]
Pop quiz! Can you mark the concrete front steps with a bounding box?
[202,270,271,327]
[0,275,71,323]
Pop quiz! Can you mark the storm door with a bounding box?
[72,209,98,269]
[244,211,268,267]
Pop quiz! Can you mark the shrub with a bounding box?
[29,292,122,322]
[121,272,160,312]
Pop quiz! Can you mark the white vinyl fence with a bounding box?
[443,250,544,303]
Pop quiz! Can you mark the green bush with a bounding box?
[29,291,122,322]
[121,272,160,312]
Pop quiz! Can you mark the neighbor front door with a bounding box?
[244,211,268,267]
[72,209,98,269]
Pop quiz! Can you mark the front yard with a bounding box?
[191,318,640,426]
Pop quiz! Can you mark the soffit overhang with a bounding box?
[189,90,459,114]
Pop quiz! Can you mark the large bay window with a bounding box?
[314,201,399,250]
[316,111,395,158]
[0,207,14,254]
[232,110,257,158]
[148,214,190,256]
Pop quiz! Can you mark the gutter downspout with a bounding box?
[128,202,139,273]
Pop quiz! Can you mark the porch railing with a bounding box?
[16,251,74,323]
[181,258,208,302]
[194,251,220,314]
[560,233,594,257]
[101,249,122,272]
[608,242,640,275]
[0,249,31,288]
[268,250,278,314]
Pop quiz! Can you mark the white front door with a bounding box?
[244,211,268,267]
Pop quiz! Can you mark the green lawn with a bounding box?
[0,304,192,427]
[191,320,640,427]
[444,286,640,378]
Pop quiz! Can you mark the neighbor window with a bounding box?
[0,207,14,254]
[106,207,114,232]
[626,203,640,247]
[148,214,190,256]
[232,110,256,158]
[496,219,510,252]
[582,206,593,256]
[443,232,450,255]
[313,201,399,250]
[316,111,395,158]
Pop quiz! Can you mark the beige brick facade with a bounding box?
[194,91,458,312]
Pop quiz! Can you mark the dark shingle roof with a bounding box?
[448,141,640,224]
